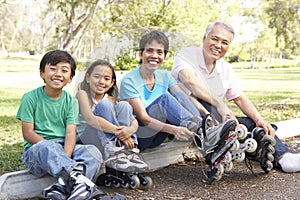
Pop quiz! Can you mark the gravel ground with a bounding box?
[101,136,300,200]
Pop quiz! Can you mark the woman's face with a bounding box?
[86,65,114,98]
[140,40,165,71]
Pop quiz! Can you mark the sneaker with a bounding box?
[67,171,105,200]
[126,148,149,173]
[43,180,67,200]
[246,127,276,173]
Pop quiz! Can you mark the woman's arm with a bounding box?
[128,98,193,141]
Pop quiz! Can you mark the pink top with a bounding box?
[171,47,243,101]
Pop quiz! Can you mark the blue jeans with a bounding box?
[82,100,138,148]
[137,92,201,151]
[197,99,290,166]
[22,140,102,180]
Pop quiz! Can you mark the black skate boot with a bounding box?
[66,164,126,200]
[193,114,238,184]
[246,127,276,173]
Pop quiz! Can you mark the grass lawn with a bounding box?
[0,54,299,175]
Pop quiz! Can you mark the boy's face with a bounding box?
[40,62,73,90]
[140,40,165,71]
[203,24,233,62]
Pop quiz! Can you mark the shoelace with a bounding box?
[244,157,257,177]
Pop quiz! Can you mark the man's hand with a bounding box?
[256,120,275,137]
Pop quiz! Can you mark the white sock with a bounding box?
[278,152,300,173]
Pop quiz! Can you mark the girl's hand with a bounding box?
[115,126,131,141]
[121,137,135,149]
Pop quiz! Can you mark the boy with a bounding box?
[16,50,123,199]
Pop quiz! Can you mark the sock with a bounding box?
[278,152,300,173]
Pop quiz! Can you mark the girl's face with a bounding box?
[140,40,165,71]
[40,62,72,90]
[86,65,114,99]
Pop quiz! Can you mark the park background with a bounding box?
[0,0,300,192]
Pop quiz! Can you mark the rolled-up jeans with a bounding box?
[22,140,102,180]
[137,92,201,151]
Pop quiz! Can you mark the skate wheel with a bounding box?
[129,175,140,189]
[232,151,245,162]
[266,152,274,162]
[113,182,121,188]
[230,140,240,152]
[222,151,232,164]
[264,160,273,172]
[263,134,276,146]
[139,176,153,190]
[267,144,275,154]
[236,124,248,140]
[215,174,222,181]
[104,180,112,187]
[244,138,258,153]
[223,162,233,173]
[216,164,224,176]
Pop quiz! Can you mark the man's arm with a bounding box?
[168,84,209,117]
[233,94,275,137]
[178,68,229,121]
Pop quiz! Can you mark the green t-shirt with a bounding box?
[16,86,80,149]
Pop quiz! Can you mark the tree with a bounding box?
[265,0,300,56]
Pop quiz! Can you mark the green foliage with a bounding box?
[114,51,139,71]
[265,0,300,55]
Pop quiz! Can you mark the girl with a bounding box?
[76,59,148,173]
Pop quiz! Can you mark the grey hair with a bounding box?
[204,21,235,40]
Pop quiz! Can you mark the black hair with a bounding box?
[79,59,119,104]
[39,50,76,78]
[139,30,169,63]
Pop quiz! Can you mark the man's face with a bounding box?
[203,24,233,62]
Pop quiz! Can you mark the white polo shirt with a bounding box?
[171,47,243,101]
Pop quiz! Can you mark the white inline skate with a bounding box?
[97,142,153,190]
[224,124,258,172]
[193,114,239,184]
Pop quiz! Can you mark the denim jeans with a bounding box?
[137,92,201,151]
[22,140,102,180]
[197,99,291,166]
[94,100,138,146]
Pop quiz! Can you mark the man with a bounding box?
[171,21,300,173]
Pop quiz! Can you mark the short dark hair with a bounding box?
[39,50,76,78]
[139,30,169,56]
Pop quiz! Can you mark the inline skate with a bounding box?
[193,114,239,184]
[99,143,153,190]
[245,127,276,173]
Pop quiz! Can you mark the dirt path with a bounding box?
[101,137,300,200]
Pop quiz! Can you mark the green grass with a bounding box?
[0,55,299,175]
